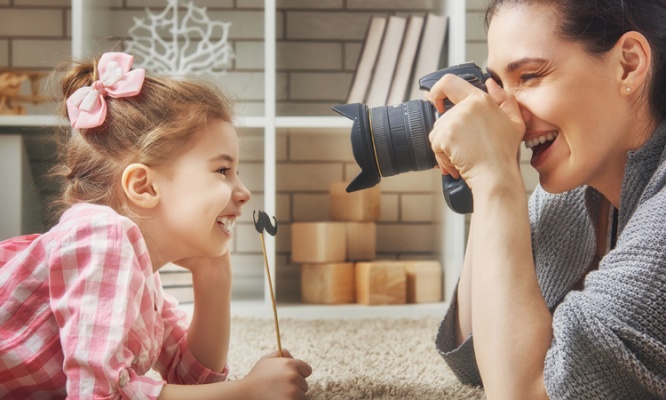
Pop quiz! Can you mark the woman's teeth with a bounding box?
[525,132,558,149]
[217,216,235,230]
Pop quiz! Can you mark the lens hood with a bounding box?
[331,103,381,192]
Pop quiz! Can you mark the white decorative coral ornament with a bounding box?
[124,0,234,76]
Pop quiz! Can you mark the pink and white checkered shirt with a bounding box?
[0,203,228,399]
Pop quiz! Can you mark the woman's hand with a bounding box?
[242,349,313,400]
[426,74,525,195]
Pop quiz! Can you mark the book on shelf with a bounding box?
[408,13,449,101]
[364,15,407,107]
[345,12,448,107]
[386,14,425,105]
[346,15,387,104]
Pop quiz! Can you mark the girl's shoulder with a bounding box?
[58,202,130,225]
[42,203,148,267]
[52,203,141,241]
[1,203,149,273]
[0,203,129,267]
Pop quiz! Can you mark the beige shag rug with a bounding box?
[225,316,486,400]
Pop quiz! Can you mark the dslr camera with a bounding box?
[332,61,491,214]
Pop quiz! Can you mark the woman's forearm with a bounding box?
[470,176,552,399]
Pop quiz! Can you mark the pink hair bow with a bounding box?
[66,52,145,129]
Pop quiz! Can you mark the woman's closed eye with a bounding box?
[519,70,546,85]
[522,73,540,80]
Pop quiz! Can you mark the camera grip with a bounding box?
[441,174,473,214]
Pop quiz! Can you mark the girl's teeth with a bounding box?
[217,217,235,230]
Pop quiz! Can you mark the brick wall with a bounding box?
[2,0,538,302]
[232,130,445,301]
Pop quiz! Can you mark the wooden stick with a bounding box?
[259,232,283,357]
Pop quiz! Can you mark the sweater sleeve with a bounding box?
[434,284,482,385]
[433,187,554,387]
[544,189,666,399]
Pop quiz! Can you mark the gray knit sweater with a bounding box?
[436,121,666,399]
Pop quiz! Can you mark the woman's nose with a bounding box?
[518,102,532,125]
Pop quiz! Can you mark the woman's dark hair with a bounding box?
[485,0,666,121]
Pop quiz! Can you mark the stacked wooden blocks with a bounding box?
[293,182,442,305]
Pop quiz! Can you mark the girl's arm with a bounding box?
[153,254,232,384]
[178,252,233,372]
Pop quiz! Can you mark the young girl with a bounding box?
[0,52,312,400]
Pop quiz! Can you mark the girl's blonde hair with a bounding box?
[50,56,235,220]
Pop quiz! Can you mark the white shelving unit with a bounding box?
[441,0,468,311]
[257,0,468,314]
[0,0,468,317]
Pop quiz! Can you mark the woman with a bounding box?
[428,1,666,399]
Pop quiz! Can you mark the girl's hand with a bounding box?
[242,349,313,400]
[426,74,525,195]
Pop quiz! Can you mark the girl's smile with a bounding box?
[216,215,237,234]
[143,119,251,268]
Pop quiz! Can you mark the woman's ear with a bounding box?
[614,31,651,96]
[122,163,160,209]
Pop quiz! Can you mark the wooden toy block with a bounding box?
[345,222,376,261]
[329,181,380,222]
[301,263,355,304]
[405,261,442,303]
[355,261,406,305]
[291,222,347,263]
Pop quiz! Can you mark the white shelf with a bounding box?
[0,115,353,131]
[178,301,449,320]
[259,0,467,313]
[235,116,267,129]
[276,116,352,129]
[0,115,68,128]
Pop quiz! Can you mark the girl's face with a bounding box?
[487,4,638,195]
[151,119,251,264]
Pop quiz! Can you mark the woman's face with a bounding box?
[487,3,636,195]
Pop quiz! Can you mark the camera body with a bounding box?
[332,61,490,214]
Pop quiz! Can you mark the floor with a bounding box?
[177,300,449,320]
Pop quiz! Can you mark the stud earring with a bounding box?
[626,87,632,93]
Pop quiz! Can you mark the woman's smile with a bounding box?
[524,131,559,168]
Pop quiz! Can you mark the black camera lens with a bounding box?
[370,100,438,178]
[333,62,489,214]
[331,100,437,193]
